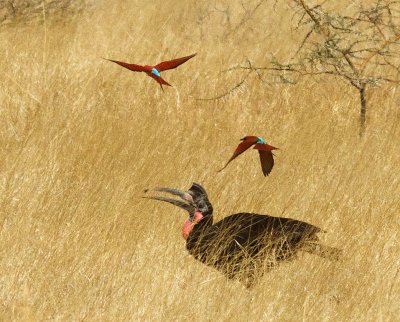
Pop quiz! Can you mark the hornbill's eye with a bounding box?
[197,200,205,208]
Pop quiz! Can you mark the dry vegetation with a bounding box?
[1,0,399,320]
[0,0,94,25]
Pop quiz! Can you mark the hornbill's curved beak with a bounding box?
[152,187,194,204]
[143,187,195,215]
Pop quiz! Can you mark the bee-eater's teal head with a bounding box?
[256,136,266,144]
[151,68,161,77]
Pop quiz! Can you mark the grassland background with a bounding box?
[0,0,399,320]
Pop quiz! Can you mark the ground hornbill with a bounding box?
[144,183,341,287]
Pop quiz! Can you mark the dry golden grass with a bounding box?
[1,0,399,320]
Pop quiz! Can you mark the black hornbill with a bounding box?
[144,183,341,287]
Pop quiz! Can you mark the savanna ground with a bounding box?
[1,0,399,320]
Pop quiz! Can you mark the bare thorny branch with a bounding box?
[196,57,298,101]
[277,0,400,135]
[196,60,253,101]
[201,2,400,100]
[225,0,269,37]
[198,0,400,135]
[290,0,400,84]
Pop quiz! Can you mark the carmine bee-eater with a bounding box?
[218,135,278,176]
[104,53,196,90]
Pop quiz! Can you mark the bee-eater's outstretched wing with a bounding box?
[218,136,258,172]
[254,143,278,176]
[257,150,274,176]
[155,53,196,71]
[105,59,151,72]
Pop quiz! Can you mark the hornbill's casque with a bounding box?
[144,183,341,287]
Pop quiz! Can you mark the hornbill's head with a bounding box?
[143,183,213,240]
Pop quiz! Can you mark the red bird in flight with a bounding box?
[105,53,196,90]
[218,136,278,176]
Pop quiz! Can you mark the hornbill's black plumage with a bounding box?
[144,183,341,287]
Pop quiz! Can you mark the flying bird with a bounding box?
[104,53,196,90]
[144,183,342,288]
[219,135,278,176]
